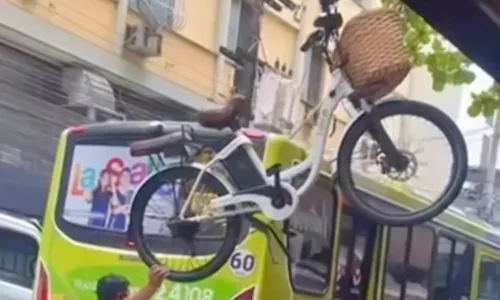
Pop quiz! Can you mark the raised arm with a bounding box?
[125,266,168,300]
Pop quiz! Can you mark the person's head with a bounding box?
[118,168,131,189]
[97,169,111,191]
[96,274,130,300]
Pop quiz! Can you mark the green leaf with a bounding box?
[467,103,482,117]
[432,39,444,53]
[451,70,476,85]
[412,52,426,66]
[432,78,446,92]
[382,0,491,118]
[432,70,447,91]
[425,55,438,71]
[461,70,476,84]
[483,101,496,117]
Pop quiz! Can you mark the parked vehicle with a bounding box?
[0,210,40,300]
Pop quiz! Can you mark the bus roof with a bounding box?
[65,121,500,249]
[350,171,500,251]
[64,120,233,138]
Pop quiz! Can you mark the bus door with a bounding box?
[335,207,378,300]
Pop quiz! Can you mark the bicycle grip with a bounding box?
[300,35,315,52]
[219,46,244,67]
[300,30,323,52]
[130,131,190,157]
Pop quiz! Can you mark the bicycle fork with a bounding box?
[354,98,409,172]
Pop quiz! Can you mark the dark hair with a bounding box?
[96,274,130,300]
[94,169,109,194]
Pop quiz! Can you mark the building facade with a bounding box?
[0,0,325,217]
[0,0,465,217]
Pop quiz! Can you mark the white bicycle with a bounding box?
[127,0,467,282]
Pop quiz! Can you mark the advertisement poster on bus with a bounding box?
[62,145,179,233]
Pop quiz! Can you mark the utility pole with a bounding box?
[231,0,264,127]
[231,0,292,126]
[485,110,500,214]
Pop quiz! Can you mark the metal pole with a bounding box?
[485,110,500,212]
[237,0,264,127]
[212,0,232,102]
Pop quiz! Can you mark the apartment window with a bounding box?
[227,0,242,51]
[384,226,435,300]
[302,44,325,107]
[478,256,500,300]
[128,0,177,28]
[335,210,377,299]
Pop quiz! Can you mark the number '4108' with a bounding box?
[154,283,214,300]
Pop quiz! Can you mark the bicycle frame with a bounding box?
[180,68,354,221]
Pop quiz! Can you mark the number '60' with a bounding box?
[230,252,254,272]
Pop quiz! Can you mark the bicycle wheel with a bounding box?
[337,99,467,226]
[129,165,242,282]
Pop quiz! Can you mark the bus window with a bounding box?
[384,226,435,300]
[286,179,335,295]
[431,236,473,300]
[478,256,500,300]
[335,211,377,300]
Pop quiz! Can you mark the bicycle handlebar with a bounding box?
[300,0,342,54]
[220,46,244,66]
[319,0,337,13]
[300,30,324,52]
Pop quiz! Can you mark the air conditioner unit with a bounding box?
[61,68,126,121]
[63,103,126,121]
[124,24,162,57]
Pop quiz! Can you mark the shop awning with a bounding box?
[403,0,500,83]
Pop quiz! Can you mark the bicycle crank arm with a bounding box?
[209,183,299,221]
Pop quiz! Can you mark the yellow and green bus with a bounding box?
[33,121,500,299]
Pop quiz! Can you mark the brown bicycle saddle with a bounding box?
[198,94,245,129]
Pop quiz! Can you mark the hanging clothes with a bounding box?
[253,68,281,124]
[275,77,296,128]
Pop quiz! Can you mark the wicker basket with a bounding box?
[332,8,411,102]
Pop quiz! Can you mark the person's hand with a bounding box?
[111,181,118,192]
[84,190,92,203]
[147,265,169,289]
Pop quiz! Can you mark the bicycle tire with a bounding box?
[337,99,468,226]
[129,165,242,282]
